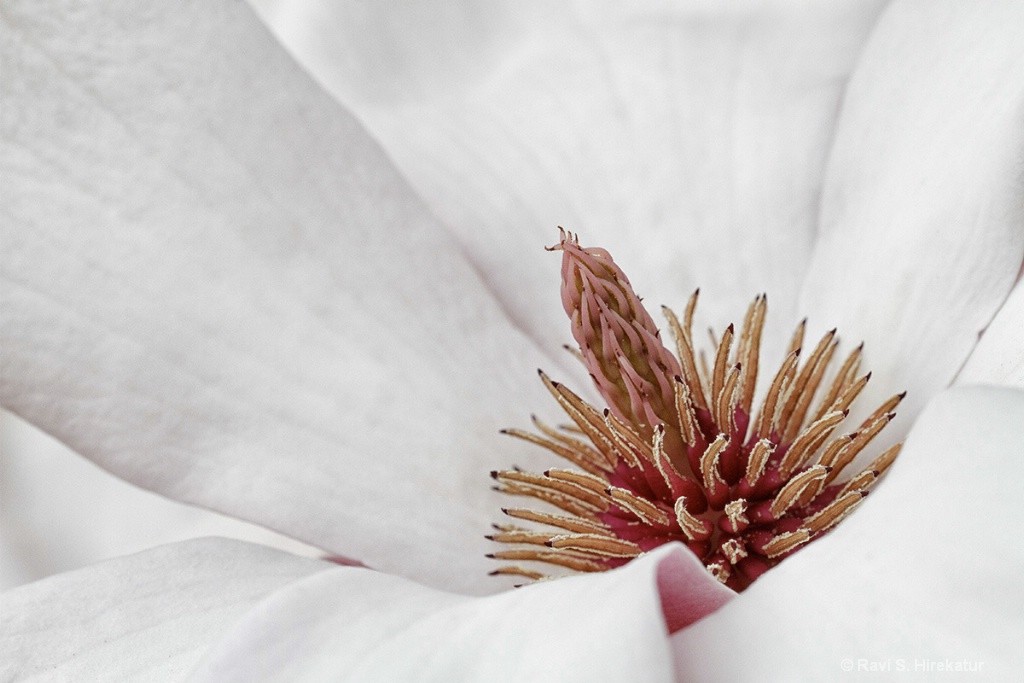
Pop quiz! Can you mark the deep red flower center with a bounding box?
[488,232,902,591]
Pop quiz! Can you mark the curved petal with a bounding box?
[656,543,735,633]
[671,386,1024,680]
[799,0,1024,430]
[0,411,321,590]
[0,538,333,682]
[251,0,889,356]
[1,0,565,595]
[956,274,1024,387]
[190,545,690,682]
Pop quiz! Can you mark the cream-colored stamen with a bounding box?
[548,533,642,558]
[674,497,712,541]
[770,465,832,518]
[608,486,671,527]
[763,529,811,558]
[491,234,903,591]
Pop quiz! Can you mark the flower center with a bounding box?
[487,231,903,591]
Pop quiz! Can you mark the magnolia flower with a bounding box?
[2,0,1023,681]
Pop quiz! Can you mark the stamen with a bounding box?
[754,350,800,440]
[803,491,867,534]
[811,343,863,421]
[488,566,547,581]
[663,300,709,412]
[770,465,832,518]
[778,410,848,477]
[744,439,775,486]
[672,376,700,448]
[601,409,649,470]
[489,233,902,591]
[735,295,767,417]
[486,527,556,546]
[492,470,609,510]
[716,363,742,434]
[780,329,837,443]
[711,324,735,418]
[722,499,750,534]
[699,434,730,494]
[674,497,712,541]
[829,371,872,415]
[494,480,602,518]
[837,469,878,497]
[861,392,907,428]
[487,548,606,573]
[707,561,731,584]
[502,507,612,535]
[501,426,608,476]
[607,486,671,527]
[547,533,642,558]
[545,468,613,496]
[823,413,895,484]
[868,442,902,476]
[787,318,807,358]
[538,372,618,468]
[762,529,811,558]
[721,538,748,565]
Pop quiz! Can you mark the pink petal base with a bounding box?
[657,544,736,633]
[322,555,366,568]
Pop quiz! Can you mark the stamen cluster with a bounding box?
[488,232,902,591]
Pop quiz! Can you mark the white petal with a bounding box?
[1,0,565,595]
[672,386,1024,680]
[956,276,1024,388]
[251,0,889,356]
[799,0,1024,429]
[190,545,690,682]
[0,410,322,590]
[0,538,333,682]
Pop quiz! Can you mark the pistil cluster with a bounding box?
[488,232,902,591]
